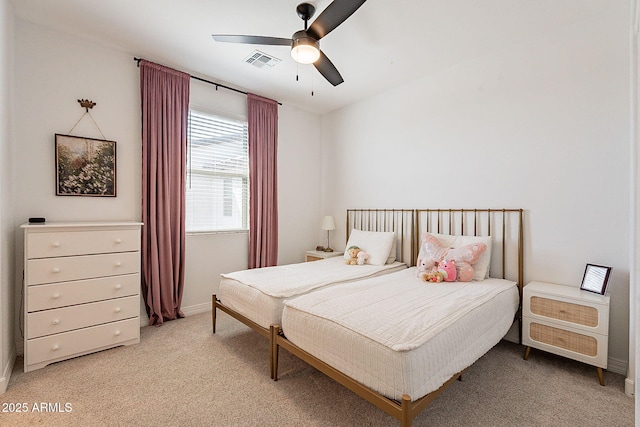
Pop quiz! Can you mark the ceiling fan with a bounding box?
[212,1,367,87]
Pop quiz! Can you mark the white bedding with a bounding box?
[281,267,519,401]
[218,257,406,329]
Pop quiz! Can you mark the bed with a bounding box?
[212,209,415,341]
[271,208,524,427]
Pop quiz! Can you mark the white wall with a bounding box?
[0,0,15,393]
[321,3,631,374]
[11,20,322,344]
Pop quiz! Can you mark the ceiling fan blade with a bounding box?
[212,35,292,46]
[314,50,344,86]
[307,0,367,40]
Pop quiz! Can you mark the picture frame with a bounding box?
[580,263,612,295]
[55,134,116,197]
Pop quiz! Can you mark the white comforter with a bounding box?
[221,257,406,298]
[284,267,517,351]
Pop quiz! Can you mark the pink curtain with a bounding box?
[248,93,279,268]
[139,60,189,326]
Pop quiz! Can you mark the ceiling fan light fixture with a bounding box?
[291,31,320,64]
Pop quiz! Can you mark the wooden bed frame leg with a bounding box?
[270,324,280,381]
[212,294,217,334]
[400,394,412,427]
[523,346,531,360]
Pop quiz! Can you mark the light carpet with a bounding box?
[1,311,634,426]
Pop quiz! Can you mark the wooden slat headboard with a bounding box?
[346,209,416,267]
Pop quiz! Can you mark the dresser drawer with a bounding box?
[26,252,139,285]
[523,317,607,368]
[26,229,140,259]
[26,317,140,370]
[27,273,140,312]
[523,293,608,336]
[26,295,139,339]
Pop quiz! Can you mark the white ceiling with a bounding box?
[11,0,615,115]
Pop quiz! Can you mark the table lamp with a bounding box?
[321,215,336,252]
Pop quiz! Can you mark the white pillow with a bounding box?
[430,232,492,281]
[343,229,395,266]
[386,237,397,264]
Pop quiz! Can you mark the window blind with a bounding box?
[186,110,249,232]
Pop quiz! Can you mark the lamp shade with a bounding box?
[320,215,336,231]
[291,31,320,64]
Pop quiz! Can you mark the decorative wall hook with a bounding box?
[68,99,106,140]
[77,99,96,112]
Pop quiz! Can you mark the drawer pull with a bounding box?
[115,284,122,290]
[114,261,122,267]
[52,242,61,248]
[52,319,60,325]
[52,293,61,299]
[52,344,60,351]
[52,267,60,273]
[114,307,121,313]
[114,330,121,336]
[115,238,122,244]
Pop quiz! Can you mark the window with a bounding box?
[186,109,249,232]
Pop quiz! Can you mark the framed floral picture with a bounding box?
[55,134,116,197]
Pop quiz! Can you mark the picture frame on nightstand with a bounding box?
[580,263,612,295]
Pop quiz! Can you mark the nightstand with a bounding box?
[305,250,343,262]
[522,281,610,385]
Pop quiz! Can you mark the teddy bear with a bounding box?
[345,246,361,265]
[421,269,445,283]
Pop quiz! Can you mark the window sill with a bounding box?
[186,229,249,237]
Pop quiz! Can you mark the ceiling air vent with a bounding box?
[244,50,281,69]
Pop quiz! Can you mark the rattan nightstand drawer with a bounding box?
[523,281,609,336]
[530,296,598,327]
[523,317,607,367]
[529,322,597,357]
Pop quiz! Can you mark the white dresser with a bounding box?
[21,221,143,372]
[522,281,610,385]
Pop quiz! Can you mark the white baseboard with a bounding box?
[181,302,212,316]
[625,377,635,397]
[0,347,17,394]
[139,302,212,328]
[607,356,628,376]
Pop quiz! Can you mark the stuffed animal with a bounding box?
[416,233,486,282]
[421,269,445,283]
[438,259,457,282]
[345,246,361,265]
[356,250,369,265]
[446,243,486,282]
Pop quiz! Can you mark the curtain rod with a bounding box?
[133,57,282,105]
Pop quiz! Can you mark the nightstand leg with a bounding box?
[596,367,605,386]
[523,346,531,360]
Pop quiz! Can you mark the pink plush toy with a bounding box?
[438,259,457,282]
[356,251,369,265]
